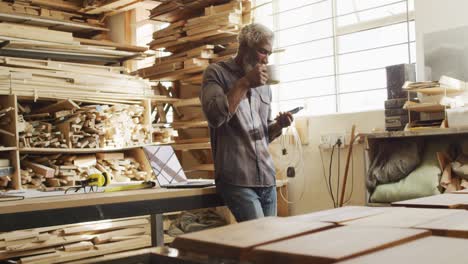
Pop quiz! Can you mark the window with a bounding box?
[253,0,415,116]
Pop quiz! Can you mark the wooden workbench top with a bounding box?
[172,217,334,260]
[0,180,287,215]
[344,207,463,228]
[335,236,468,264]
[0,187,218,214]
[392,193,468,209]
[250,226,429,264]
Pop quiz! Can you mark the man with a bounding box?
[200,23,293,222]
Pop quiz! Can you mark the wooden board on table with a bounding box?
[344,207,463,228]
[392,193,468,209]
[250,226,430,264]
[335,236,468,264]
[288,206,392,225]
[171,217,334,260]
[414,210,468,238]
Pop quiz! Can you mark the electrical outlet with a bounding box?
[335,134,346,148]
[319,134,332,148]
[319,133,346,148]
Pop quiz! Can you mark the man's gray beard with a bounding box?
[242,56,256,75]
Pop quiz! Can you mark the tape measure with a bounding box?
[86,172,110,187]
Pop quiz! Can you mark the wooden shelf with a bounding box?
[0,11,108,34]
[0,147,17,152]
[363,127,468,139]
[19,144,163,154]
[0,46,136,64]
[403,101,445,113]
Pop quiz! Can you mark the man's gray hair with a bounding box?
[238,23,274,48]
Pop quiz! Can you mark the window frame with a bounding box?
[253,0,415,116]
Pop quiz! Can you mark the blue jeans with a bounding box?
[216,182,277,222]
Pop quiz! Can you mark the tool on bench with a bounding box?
[104,181,156,192]
[65,172,110,193]
[65,172,156,194]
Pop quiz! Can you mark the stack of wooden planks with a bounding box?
[138,45,215,81]
[20,151,149,189]
[81,0,149,16]
[17,99,150,149]
[96,152,148,182]
[0,56,161,105]
[0,216,151,263]
[149,0,230,23]
[100,104,149,149]
[0,0,104,29]
[0,22,145,63]
[139,0,250,82]
[152,126,177,144]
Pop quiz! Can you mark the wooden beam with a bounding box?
[74,38,147,52]
[172,142,211,151]
[172,97,201,108]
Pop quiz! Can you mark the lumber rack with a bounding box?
[0,47,125,64]
[0,188,224,247]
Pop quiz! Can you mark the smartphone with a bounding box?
[286,106,304,115]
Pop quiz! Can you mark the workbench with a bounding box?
[0,187,223,247]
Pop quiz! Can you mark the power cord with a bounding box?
[336,139,342,208]
[319,138,354,208]
[343,146,355,205]
[277,126,306,205]
[328,143,337,208]
[319,147,334,205]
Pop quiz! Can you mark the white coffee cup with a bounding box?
[266,64,280,85]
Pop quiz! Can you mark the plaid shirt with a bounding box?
[200,58,278,187]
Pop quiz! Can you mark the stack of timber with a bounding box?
[0,56,162,104]
[21,154,97,189]
[20,152,149,189]
[138,44,214,81]
[0,216,151,263]
[17,99,150,149]
[0,0,106,32]
[152,126,177,144]
[139,0,251,82]
[0,22,146,62]
[81,0,145,15]
[96,152,148,182]
[149,0,230,23]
